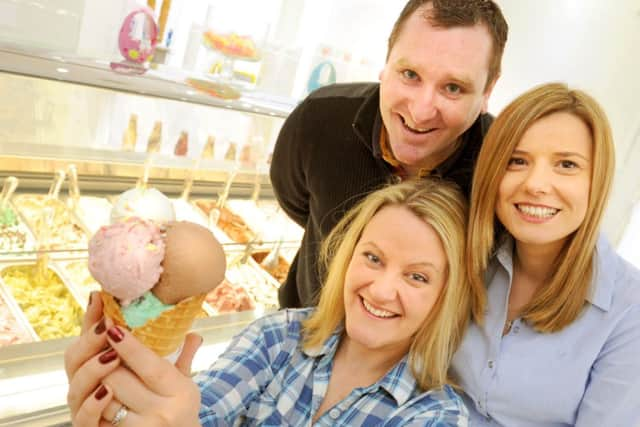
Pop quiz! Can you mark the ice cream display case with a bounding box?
[0,47,303,425]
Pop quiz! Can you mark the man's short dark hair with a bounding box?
[387,0,508,88]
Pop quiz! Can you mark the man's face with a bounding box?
[379,9,495,173]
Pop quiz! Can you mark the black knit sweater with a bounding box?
[270,82,492,308]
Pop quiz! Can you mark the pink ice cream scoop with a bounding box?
[88,217,165,306]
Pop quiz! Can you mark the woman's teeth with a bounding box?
[362,298,396,318]
[517,204,559,218]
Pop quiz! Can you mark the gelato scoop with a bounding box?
[88,218,165,306]
[0,206,18,227]
[153,221,226,304]
[110,187,175,225]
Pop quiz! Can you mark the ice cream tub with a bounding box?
[223,256,280,312]
[226,199,303,247]
[57,259,101,309]
[256,200,304,242]
[204,254,280,316]
[280,248,298,265]
[193,199,256,245]
[0,261,84,341]
[172,199,209,228]
[0,280,38,346]
[249,249,290,285]
[205,278,256,315]
[67,196,113,234]
[172,199,233,245]
[0,201,37,259]
[13,195,90,255]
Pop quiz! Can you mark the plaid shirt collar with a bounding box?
[302,324,418,406]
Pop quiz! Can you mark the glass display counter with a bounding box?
[0,46,302,425]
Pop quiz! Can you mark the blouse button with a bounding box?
[488,360,494,369]
[329,408,341,420]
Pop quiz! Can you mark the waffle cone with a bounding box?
[101,291,206,357]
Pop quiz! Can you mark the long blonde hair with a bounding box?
[468,82,615,332]
[303,179,469,390]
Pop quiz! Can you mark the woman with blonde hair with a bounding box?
[452,82,640,426]
[66,179,472,426]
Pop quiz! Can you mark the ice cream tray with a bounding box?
[0,259,86,341]
[0,201,38,260]
[0,278,39,344]
[55,258,100,309]
[10,195,92,259]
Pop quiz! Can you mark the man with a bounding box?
[271,0,508,308]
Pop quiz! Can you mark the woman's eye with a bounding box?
[507,157,526,167]
[402,69,418,80]
[409,272,428,283]
[444,83,461,95]
[365,252,380,264]
[560,160,578,169]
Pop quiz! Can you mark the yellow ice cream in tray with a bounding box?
[0,261,84,341]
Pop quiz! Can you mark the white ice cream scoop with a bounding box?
[111,187,175,225]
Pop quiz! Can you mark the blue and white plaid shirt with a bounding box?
[196,308,468,426]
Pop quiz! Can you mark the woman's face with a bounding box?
[342,204,447,358]
[496,112,593,254]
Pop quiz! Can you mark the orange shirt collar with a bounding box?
[379,126,430,178]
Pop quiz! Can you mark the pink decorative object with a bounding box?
[118,8,158,64]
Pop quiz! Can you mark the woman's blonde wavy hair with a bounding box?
[303,178,469,391]
[468,82,615,332]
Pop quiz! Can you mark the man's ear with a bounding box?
[481,74,499,113]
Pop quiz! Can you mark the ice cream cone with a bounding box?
[101,291,206,357]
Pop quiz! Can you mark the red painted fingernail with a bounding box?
[107,326,124,343]
[94,385,108,400]
[99,348,117,364]
[94,318,106,335]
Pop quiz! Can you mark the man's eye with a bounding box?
[444,83,461,95]
[402,69,418,80]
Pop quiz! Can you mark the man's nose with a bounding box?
[408,87,438,126]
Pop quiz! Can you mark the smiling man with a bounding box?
[271,0,509,308]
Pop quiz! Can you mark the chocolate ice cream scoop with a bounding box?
[152,221,226,304]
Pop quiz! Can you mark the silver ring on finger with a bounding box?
[111,404,128,426]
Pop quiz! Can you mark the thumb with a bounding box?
[175,333,203,376]
[81,291,104,334]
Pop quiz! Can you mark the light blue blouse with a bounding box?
[451,235,640,426]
